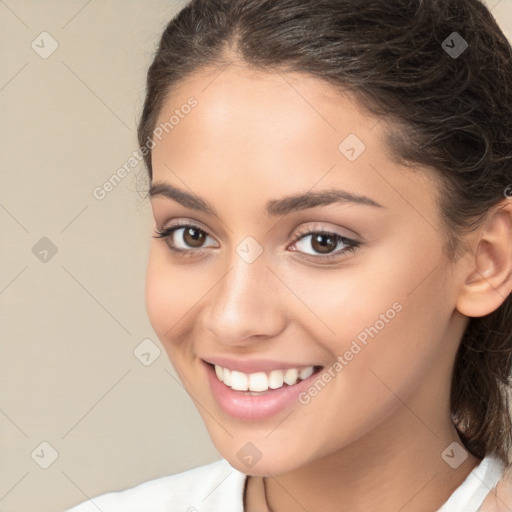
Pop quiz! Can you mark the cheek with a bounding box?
[145,246,197,346]
[145,248,171,340]
[291,242,451,392]
[145,249,205,384]
[276,255,451,455]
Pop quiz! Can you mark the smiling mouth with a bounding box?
[208,362,324,394]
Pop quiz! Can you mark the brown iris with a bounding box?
[311,232,337,254]
[182,227,207,248]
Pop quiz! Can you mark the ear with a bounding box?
[455,198,512,318]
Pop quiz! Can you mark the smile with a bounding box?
[214,364,321,393]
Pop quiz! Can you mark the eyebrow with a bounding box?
[148,181,385,216]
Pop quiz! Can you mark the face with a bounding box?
[145,62,468,476]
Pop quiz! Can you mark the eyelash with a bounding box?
[152,221,361,262]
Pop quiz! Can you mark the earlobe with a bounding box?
[456,200,512,318]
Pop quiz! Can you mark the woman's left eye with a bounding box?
[289,229,360,261]
[153,223,361,261]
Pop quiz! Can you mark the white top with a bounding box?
[64,454,506,512]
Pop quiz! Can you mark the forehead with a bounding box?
[155,62,374,139]
[150,62,441,223]
[152,63,382,175]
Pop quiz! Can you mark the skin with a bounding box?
[145,60,512,511]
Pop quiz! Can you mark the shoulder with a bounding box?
[63,458,247,512]
[478,459,512,511]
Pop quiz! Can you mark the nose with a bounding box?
[203,248,287,346]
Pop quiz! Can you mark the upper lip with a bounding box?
[202,356,322,374]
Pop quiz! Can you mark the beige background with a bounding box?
[1,1,511,511]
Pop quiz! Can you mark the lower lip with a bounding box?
[204,361,322,421]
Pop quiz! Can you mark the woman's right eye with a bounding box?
[153,223,218,255]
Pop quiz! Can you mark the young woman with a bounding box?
[66,0,512,510]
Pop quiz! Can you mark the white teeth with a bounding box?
[300,366,314,380]
[213,364,317,392]
[268,369,284,389]
[230,371,248,391]
[249,372,268,392]
[283,368,299,385]
[215,365,224,381]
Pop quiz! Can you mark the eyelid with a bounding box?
[154,219,361,260]
[153,220,219,250]
[286,224,360,261]
[289,222,359,243]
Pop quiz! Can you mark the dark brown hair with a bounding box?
[137,0,512,464]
